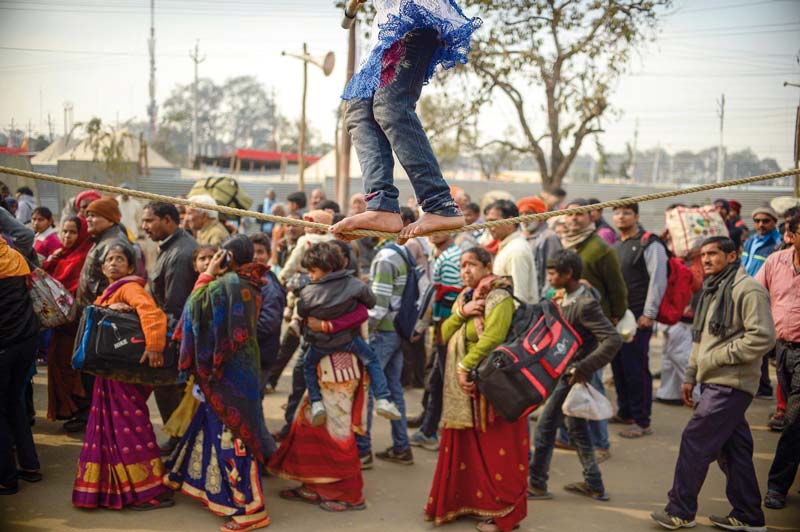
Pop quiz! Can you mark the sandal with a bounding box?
[476,520,519,532]
[564,481,609,501]
[619,425,653,439]
[319,499,367,512]
[220,516,271,532]
[527,488,554,500]
[17,469,43,483]
[279,487,321,505]
[129,497,175,511]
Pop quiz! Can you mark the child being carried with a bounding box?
[297,241,401,426]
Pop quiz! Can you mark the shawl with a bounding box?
[561,222,597,250]
[0,236,30,278]
[692,261,739,343]
[179,262,271,462]
[442,276,512,430]
[42,217,92,295]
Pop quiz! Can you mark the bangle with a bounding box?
[323,320,332,334]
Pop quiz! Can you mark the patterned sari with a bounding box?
[164,264,270,525]
[72,278,167,509]
[268,353,368,505]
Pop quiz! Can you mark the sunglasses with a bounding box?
[753,218,774,224]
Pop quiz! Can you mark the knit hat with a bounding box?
[86,196,121,224]
[728,199,742,213]
[303,209,333,226]
[516,196,547,214]
[751,206,778,221]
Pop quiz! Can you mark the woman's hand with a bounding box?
[140,350,164,368]
[461,299,485,317]
[205,249,229,277]
[457,370,475,395]
[49,248,63,259]
[108,302,134,312]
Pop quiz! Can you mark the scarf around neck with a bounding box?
[561,222,597,249]
[692,261,740,342]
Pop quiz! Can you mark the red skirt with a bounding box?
[425,416,528,531]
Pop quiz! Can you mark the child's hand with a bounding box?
[307,317,326,333]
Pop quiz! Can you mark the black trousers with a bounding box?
[767,340,800,495]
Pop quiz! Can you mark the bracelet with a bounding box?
[323,320,333,334]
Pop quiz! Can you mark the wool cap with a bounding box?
[86,196,121,224]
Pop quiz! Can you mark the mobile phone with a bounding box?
[219,250,231,268]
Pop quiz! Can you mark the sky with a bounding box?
[0,0,798,168]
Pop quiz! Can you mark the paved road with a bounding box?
[2,344,799,532]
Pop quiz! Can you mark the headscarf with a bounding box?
[41,217,92,295]
[74,190,102,212]
[0,235,30,278]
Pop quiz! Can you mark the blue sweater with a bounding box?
[741,229,781,277]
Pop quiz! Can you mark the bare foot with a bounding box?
[398,213,465,243]
[329,210,403,241]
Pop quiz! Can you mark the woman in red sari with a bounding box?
[425,247,528,532]
[41,216,93,427]
[268,305,370,512]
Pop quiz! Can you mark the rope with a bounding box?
[1,165,798,239]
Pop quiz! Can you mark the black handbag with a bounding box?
[473,299,583,422]
[72,305,178,386]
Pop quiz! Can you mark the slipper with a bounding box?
[319,499,367,512]
[220,516,271,532]
[619,425,653,439]
[279,487,321,505]
[564,482,609,501]
[527,488,554,500]
[17,470,43,483]
[129,497,175,511]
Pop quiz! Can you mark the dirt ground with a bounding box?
[2,339,799,532]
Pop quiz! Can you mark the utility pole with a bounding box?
[785,52,800,198]
[651,142,661,184]
[298,42,309,191]
[189,40,205,168]
[47,113,53,142]
[337,22,357,209]
[627,118,638,181]
[147,0,157,141]
[6,119,15,148]
[63,102,73,137]
[716,93,725,183]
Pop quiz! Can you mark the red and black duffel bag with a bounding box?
[473,299,583,422]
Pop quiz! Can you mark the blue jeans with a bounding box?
[557,369,610,450]
[530,379,604,493]
[355,331,409,455]
[303,337,391,403]
[345,28,460,217]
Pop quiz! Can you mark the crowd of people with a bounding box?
[0,179,798,532]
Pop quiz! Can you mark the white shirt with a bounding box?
[493,231,539,304]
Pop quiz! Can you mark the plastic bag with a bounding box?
[616,309,637,343]
[561,383,614,420]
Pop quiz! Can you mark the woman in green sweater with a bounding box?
[424,247,528,532]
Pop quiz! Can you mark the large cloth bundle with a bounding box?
[188,176,253,221]
[29,268,77,328]
[666,206,729,258]
[474,299,582,422]
[72,305,178,385]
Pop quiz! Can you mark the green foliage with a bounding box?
[462,0,671,190]
[84,117,134,182]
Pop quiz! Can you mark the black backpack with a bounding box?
[473,299,583,422]
[384,244,421,340]
[72,305,178,386]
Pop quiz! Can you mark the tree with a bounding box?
[161,78,225,158]
[463,0,671,191]
[221,76,278,149]
[84,117,135,182]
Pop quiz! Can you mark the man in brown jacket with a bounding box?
[652,236,774,532]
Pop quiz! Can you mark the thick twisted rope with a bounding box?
[1,165,798,239]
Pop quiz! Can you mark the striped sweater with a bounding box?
[368,242,408,332]
[431,242,463,321]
